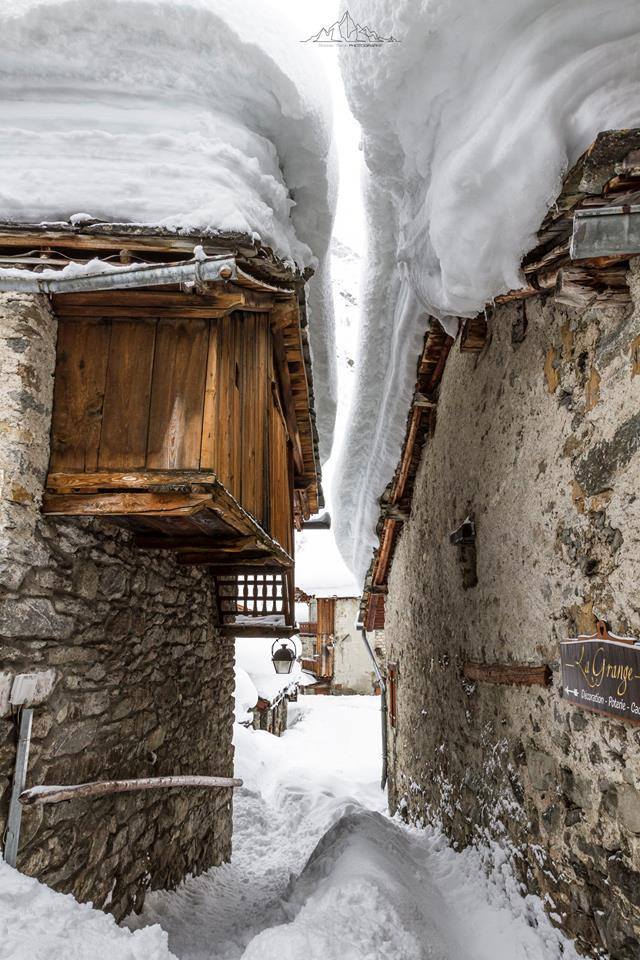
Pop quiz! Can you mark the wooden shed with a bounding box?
[0,223,323,637]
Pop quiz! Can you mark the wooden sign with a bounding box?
[560,620,640,723]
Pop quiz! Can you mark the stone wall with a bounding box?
[384,271,640,959]
[0,293,235,919]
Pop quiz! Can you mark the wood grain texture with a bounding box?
[49,319,111,471]
[146,318,209,469]
[99,319,156,469]
[463,662,552,687]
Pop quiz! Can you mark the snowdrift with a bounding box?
[240,808,581,960]
[333,0,640,582]
[0,0,337,457]
[0,859,175,960]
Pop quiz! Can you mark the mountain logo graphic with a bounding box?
[303,10,399,45]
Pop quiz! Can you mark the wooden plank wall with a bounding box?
[268,360,293,556]
[50,311,292,545]
[316,598,336,657]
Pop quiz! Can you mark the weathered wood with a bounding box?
[463,662,552,687]
[99,319,156,469]
[49,319,111,471]
[146,318,209,470]
[136,535,257,551]
[47,470,220,491]
[412,392,436,408]
[554,265,630,309]
[43,491,212,516]
[20,775,242,806]
[459,317,488,353]
[272,328,305,476]
[220,624,297,638]
[382,505,410,522]
[270,299,300,330]
[200,319,220,472]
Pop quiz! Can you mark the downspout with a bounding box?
[359,624,387,790]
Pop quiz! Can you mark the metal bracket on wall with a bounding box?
[4,707,34,868]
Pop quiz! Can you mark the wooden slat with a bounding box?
[47,470,220,491]
[98,319,156,469]
[135,535,257,551]
[43,491,212,516]
[231,313,244,501]
[49,319,111,471]
[463,662,552,687]
[146,318,209,470]
[200,318,220,470]
[273,328,305,477]
[219,624,297,638]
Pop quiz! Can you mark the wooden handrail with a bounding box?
[20,775,242,806]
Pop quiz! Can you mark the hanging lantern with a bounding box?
[272,638,296,675]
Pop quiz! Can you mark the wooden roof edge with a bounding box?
[296,284,325,513]
[360,319,457,628]
[0,219,308,288]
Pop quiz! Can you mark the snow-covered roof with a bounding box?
[333,0,640,583]
[0,0,338,461]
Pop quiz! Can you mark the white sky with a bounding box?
[277,2,366,597]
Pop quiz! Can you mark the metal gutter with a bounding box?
[359,624,388,790]
[0,254,238,294]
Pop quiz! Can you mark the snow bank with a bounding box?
[233,666,259,723]
[333,0,640,582]
[0,0,337,457]
[0,859,175,960]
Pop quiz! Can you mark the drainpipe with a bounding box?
[359,624,387,790]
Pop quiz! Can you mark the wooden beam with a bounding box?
[47,470,220,492]
[463,662,552,687]
[220,624,297,638]
[45,470,293,566]
[135,534,258,552]
[272,328,305,476]
[270,299,300,330]
[554,265,630,309]
[460,317,488,353]
[412,392,436,409]
[43,491,212,516]
[177,551,292,567]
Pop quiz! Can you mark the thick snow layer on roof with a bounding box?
[334,0,640,583]
[0,858,175,960]
[0,0,337,458]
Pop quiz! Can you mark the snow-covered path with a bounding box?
[127,697,581,960]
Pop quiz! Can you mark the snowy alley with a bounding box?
[2,693,582,960]
[1,1,640,957]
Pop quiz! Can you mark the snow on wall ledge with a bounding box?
[0,0,337,458]
[333,0,640,583]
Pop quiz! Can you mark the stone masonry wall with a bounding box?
[0,293,235,919]
[385,269,640,959]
